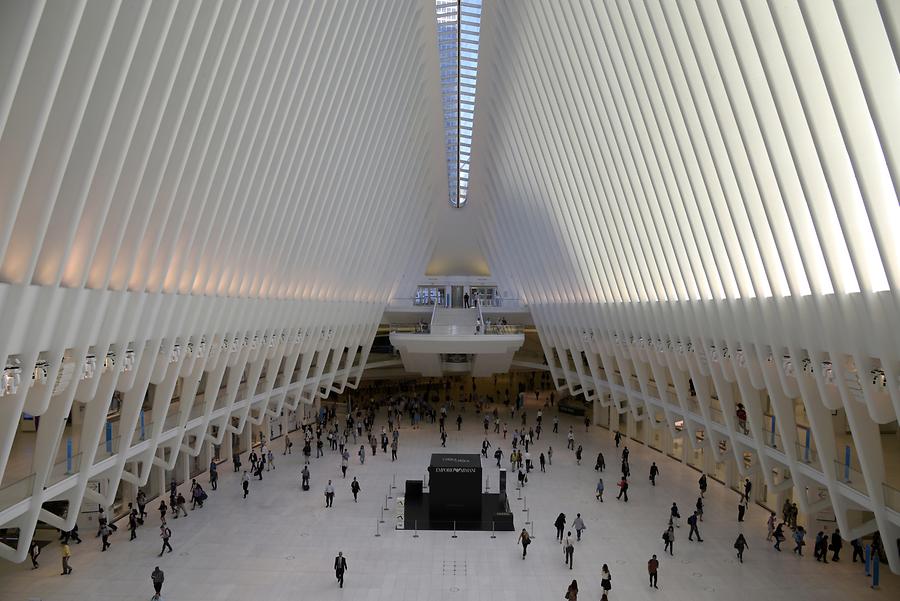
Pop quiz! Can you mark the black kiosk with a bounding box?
[403,453,513,531]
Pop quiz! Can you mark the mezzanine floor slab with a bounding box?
[0,399,896,601]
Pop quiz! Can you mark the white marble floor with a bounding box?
[2,399,896,601]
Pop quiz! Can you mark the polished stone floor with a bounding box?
[1,397,896,601]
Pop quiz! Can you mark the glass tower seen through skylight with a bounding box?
[435,0,481,208]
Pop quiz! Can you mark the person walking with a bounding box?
[766,512,776,541]
[539,452,546,472]
[29,540,40,569]
[575,445,583,465]
[209,462,218,491]
[573,513,586,541]
[267,448,275,470]
[565,579,578,601]
[553,416,559,433]
[695,497,704,522]
[649,462,659,486]
[175,493,188,517]
[687,511,703,542]
[554,513,567,542]
[128,509,138,541]
[743,478,752,502]
[547,446,553,465]
[831,529,843,561]
[567,427,575,450]
[351,477,361,502]
[241,470,250,499]
[851,538,864,562]
[358,445,366,464]
[698,473,707,497]
[670,502,681,528]
[324,480,335,507]
[60,542,72,575]
[734,533,748,563]
[100,523,112,551]
[301,465,310,490]
[793,526,806,556]
[151,566,165,600]
[158,524,173,556]
[616,477,628,502]
[596,478,604,502]
[158,499,167,522]
[600,564,612,595]
[814,531,828,563]
[663,524,674,556]
[614,430,621,448]
[137,490,148,521]
[391,439,398,461]
[284,434,292,455]
[518,528,532,558]
[334,551,348,588]
[737,497,747,523]
[648,554,659,588]
[564,531,574,569]
[595,452,605,472]
[773,523,786,551]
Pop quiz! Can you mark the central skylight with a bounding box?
[436,0,481,208]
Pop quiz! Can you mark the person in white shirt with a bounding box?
[324,480,335,507]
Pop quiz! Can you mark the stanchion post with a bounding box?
[375,519,381,537]
[452,521,458,539]
[517,485,522,500]
[387,484,393,500]
[413,520,419,538]
[486,475,490,491]
[383,495,389,511]
[379,506,385,524]
[522,496,528,512]
[526,508,532,528]
[392,474,396,490]
[490,521,496,539]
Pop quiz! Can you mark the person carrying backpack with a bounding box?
[159,525,172,556]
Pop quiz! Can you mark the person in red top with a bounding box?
[648,554,659,588]
[616,477,628,502]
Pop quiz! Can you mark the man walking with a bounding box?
[242,470,250,499]
[564,531,574,569]
[334,551,348,588]
[325,480,335,507]
[151,566,165,600]
[351,477,361,502]
[687,511,703,542]
[573,513,586,541]
[159,524,173,556]
[648,554,659,588]
[649,462,659,486]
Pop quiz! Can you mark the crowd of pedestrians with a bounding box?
[27,377,894,599]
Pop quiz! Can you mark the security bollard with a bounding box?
[452,521,458,539]
[490,521,496,539]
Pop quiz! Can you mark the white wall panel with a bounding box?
[0,0,444,562]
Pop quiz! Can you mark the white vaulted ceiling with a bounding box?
[0,0,444,303]
[0,0,446,562]
[470,0,900,571]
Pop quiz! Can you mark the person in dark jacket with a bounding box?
[151,566,164,599]
[830,529,843,561]
[734,533,748,562]
[334,551,348,588]
[554,513,567,542]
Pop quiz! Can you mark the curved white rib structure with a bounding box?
[0,0,444,562]
[472,0,900,571]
